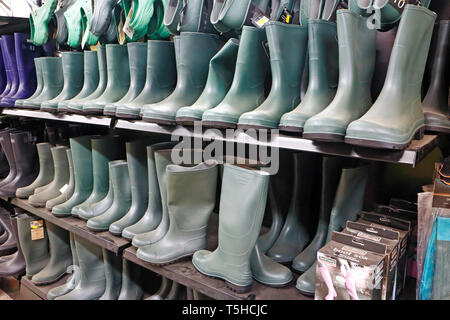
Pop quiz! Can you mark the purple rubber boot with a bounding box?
[0,35,19,105]
[0,38,12,98]
[0,40,6,95]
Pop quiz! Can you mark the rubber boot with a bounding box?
[63,0,90,48]
[345,5,436,149]
[41,52,84,112]
[29,0,57,46]
[0,216,25,277]
[104,42,147,116]
[67,46,107,113]
[123,0,158,40]
[176,38,239,125]
[118,259,144,300]
[80,0,100,46]
[303,10,376,142]
[192,164,270,293]
[0,38,12,99]
[99,248,122,300]
[296,164,369,296]
[15,58,44,109]
[141,32,221,125]
[25,57,64,110]
[56,234,106,300]
[202,26,269,129]
[72,136,124,218]
[109,140,152,235]
[238,22,308,130]
[83,44,130,115]
[29,146,70,207]
[279,19,339,133]
[0,39,7,95]
[164,281,187,300]
[16,143,54,199]
[0,209,17,256]
[46,149,75,210]
[0,35,19,106]
[115,40,177,119]
[0,129,18,190]
[87,161,132,231]
[146,277,173,300]
[16,214,49,278]
[90,0,118,37]
[146,0,171,40]
[59,51,100,112]
[137,161,218,264]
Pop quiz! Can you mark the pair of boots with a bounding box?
[0,209,24,277]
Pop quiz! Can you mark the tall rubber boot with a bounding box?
[80,0,100,46]
[118,259,144,300]
[192,164,270,293]
[0,38,12,99]
[0,209,16,256]
[63,0,90,48]
[164,281,187,300]
[136,161,218,264]
[56,234,106,300]
[24,57,64,110]
[104,43,147,116]
[0,39,7,95]
[238,22,308,130]
[109,140,152,235]
[41,52,84,112]
[202,26,269,129]
[83,44,130,115]
[296,164,369,296]
[16,143,54,199]
[422,21,450,134]
[46,149,75,210]
[0,216,25,277]
[141,32,221,125]
[0,129,18,190]
[0,35,19,105]
[72,136,124,218]
[122,142,176,239]
[345,5,436,149]
[29,0,57,46]
[99,248,122,300]
[59,51,100,112]
[176,38,239,125]
[279,19,339,133]
[67,46,107,113]
[87,161,132,231]
[115,40,177,119]
[29,146,70,208]
[17,214,49,278]
[15,58,43,108]
[303,10,376,142]
[90,0,118,37]
[146,277,173,300]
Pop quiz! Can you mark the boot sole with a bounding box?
[278,125,303,134]
[83,109,104,116]
[253,277,294,288]
[201,121,237,129]
[175,117,200,126]
[296,287,315,297]
[425,124,450,134]
[142,117,177,126]
[237,124,277,131]
[302,132,345,143]
[103,111,116,117]
[115,113,141,120]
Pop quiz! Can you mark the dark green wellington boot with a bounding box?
[16,143,54,198]
[141,32,221,125]
[345,5,436,149]
[87,161,132,231]
[63,0,87,48]
[72,136,124,218]
[83,44,130,115]
[176,38,239,126]
[99,248,122,300]
[109,140,152,235]
[56,234,106,300]
[122,142,176,240]
[146,277,173,300]
[41,52,84,113]
[192,164,270,293]
[15,58,44,108]
[238,22,308,130]
[52,136,96,217]
[24,57,64,110]
[202,26,269,129]
[118,259,144,300]
[46,149,75,210]
[29,146,70,208]
[59,51,100,113]
[136,161,218,264]
[67,46,107,114]
[17,214,49,279]
[104,43,147,116]
[279,19,339,133]
[302,10,376,142]
[31,222,72,285]
[296,164,369,296]
[115,40,177,119]
[29,0,57,46]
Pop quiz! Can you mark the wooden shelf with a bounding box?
[20,274,71,300]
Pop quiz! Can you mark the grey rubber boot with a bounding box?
[192,164,270,293]
[146,277,173,300]
[99,248,122,300]
[16,143,54,198]
[46,149,75,210]
[118,259,144,300]
[164,281,187,300]
[136,161,218,264]
[15,57,44,108]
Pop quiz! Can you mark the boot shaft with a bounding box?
[32,58,44,97]
[50,146,70,184]
[40,57,64,96]
[96,45,108,90]
[126,139,151,201]
[14,33,38,93]
[60,52,85,93]
[74,234,105,284]
[126,42,147,94]
[110,161,132,202]
[145,40,177,92]
[69,135,95,189]
[80,51,100,95]
[10,131,36,173]
[105,44,130,89]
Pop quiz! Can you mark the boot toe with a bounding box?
[108,222,124,235]
[131,232,153,247]
[295,266,316,296]
[291,253,315,273]
[303,115,348,136]
[279,111,311,129]
[116,104,141,118]
[121,227,137,240]
[202,109,239,125]
[176,107,204,121]
[141,105,177,123]
[238,111,279,129]
[86,217,109,231]
[253,264,293,287]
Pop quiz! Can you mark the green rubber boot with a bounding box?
[64,0,88,48]
[80,0,100,46]
[238,22,308,130]
[303,10,376,142]
[59,51,100,113]
[104,43,147,116]
[15,58,44,108]
[41,52,85,113]
[147,0,171,40]
[202,26,269,129]
[115,40,177,119]
[141,32,221,125]
[345,5,436,149]
[83,44,130,115]
[192,164,270,293]
[122,0,155,41]
[176,38,239,125]
[99,248,122,300]
[118,259,144,300]
[279,19,339,133]
[16,143,54,199]
[46,149,75,210]
[29,0,58,46]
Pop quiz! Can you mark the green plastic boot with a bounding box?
[63,0,89,48]
[80,0,100,46]
[15,58,44,108]
[29,0,58,46]
[99,248,122,300]
[46,149,75,210]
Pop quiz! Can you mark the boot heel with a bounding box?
[225,281,252,294]
[414,127,425,140]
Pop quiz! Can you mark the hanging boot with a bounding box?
[345,5,436,149]
[0,129,18,190]
[0,35,19,106]
[99,248,122,300]
[29,0,58,46]
[202,26,269,129]
[15,57,44,109]
[118,259,144,300]
[0,208,17,256]
[146,277,173,300]
[63,0,91,48]
[90,0,119,37]
[80,0,100,46]
[46,149,75,210]
[0,215,25,277]
[141,32,221,125]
